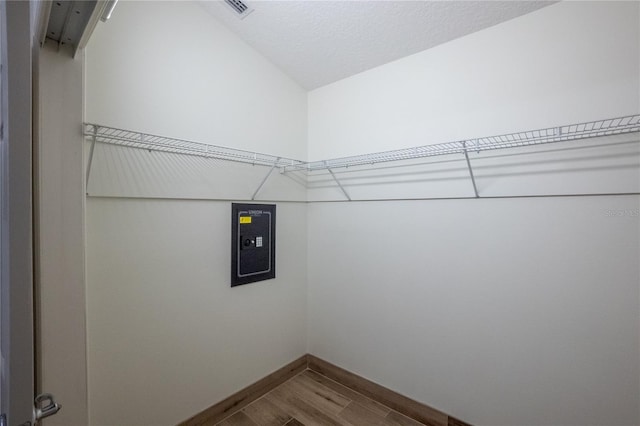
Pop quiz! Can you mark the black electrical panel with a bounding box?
[231,203,276,287]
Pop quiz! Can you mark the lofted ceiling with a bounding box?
[200,0,556,90]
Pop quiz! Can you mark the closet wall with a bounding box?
[84,2,307,425]
[308,1,638,161]
[38,42,87,426]
[83,1,639,426]
[307,2,640,426]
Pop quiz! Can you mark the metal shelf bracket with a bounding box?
[251,158,280,200]
[326,162,351,201]
[85,124,98,192]
[462,141,479,198]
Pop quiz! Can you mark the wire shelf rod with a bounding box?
[84,114,640,174]
[83,123,305,169]
[287,114,640,172]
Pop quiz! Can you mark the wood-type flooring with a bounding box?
[215,370,428,426]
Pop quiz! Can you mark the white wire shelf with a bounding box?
[286,114,640,172]
[85,115,640,173]
[83,123,305,168]
[84,114,640,201]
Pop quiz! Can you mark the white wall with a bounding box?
[86,1,307,160]
[83,1,640,425]
[84,2,308,425]
[86,199,307,425]
[307,2,640,425]
[308,1,639,160]
[37,41,88,426]
[307,196,639,426]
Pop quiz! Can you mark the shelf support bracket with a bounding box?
[251,158,280,200]
[326,162,351,201]
[462,142,479,198]
[86,125,98,194]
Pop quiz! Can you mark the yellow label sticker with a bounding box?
[240,216,252,224]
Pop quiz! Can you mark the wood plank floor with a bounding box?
[215,370,428,426]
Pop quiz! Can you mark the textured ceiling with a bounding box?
[200,1,555,90]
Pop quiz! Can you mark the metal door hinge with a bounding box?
[33,393,61,424]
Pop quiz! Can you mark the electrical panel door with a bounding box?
[231,203,276,286]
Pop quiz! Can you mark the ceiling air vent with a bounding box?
[224,0,254,19]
